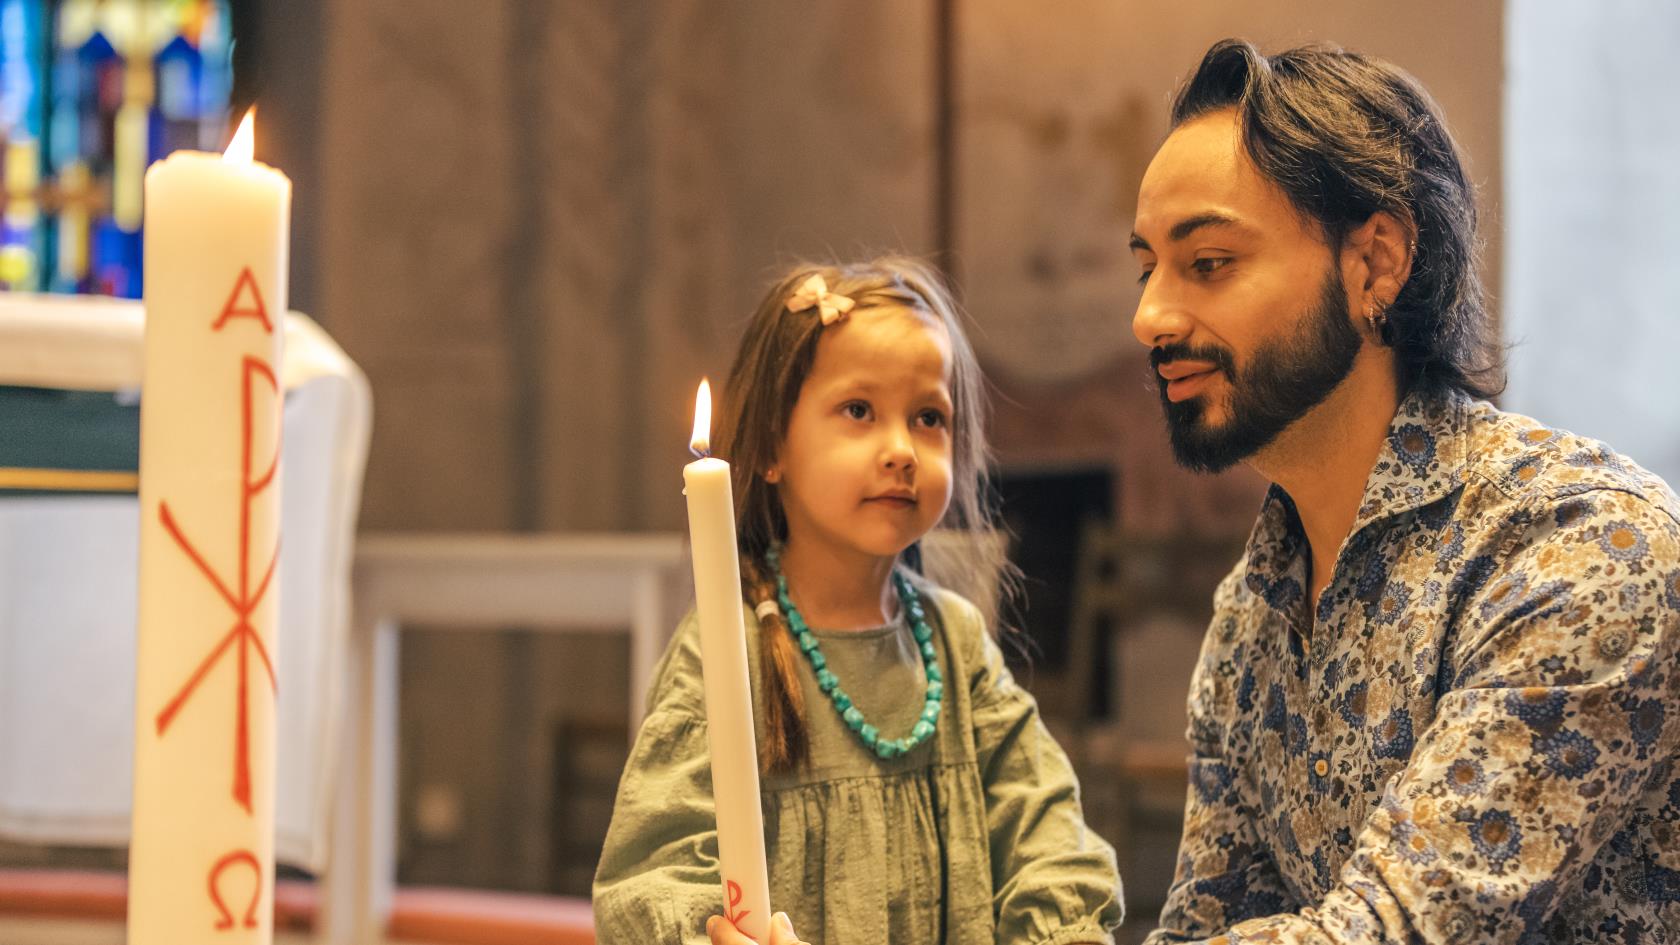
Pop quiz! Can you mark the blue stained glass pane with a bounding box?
[0,0,46,290]
[0,0,44,136]
[18,0,235,298]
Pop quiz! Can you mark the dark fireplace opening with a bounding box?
[997,466,1115,716]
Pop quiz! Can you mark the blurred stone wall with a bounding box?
[256,0,1503,904]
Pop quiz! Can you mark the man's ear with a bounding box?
[1346,211,1416,313]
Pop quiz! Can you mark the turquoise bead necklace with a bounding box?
[766,545,943,760]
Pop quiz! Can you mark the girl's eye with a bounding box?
[1137,267,1153,287]
[917,408,948,429]
[841,401,871,421]
[1191,256,1232,277]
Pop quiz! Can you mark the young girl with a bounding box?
[594,257,1123,945]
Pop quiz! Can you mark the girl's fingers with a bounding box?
[772,911,809,945]
[705,914,747,945]
[707,910,809,945]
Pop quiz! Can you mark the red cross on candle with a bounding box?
[153,354,282,815]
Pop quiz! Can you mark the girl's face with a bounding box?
[773,304,956,567]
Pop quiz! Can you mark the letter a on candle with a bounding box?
[213,266,273,333]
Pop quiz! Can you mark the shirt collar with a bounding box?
[1242,387,1473,613]
[1350,386,1473,533]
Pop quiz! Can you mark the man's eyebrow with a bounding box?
[1129,211,1246,252]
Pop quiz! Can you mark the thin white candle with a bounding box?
[130,109,289,945]
[683,378,773,942]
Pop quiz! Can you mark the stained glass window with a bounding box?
[0,0,233,298]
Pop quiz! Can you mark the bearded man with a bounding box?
[1129,39,1680,944]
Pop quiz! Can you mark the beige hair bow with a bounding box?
[785,273,855,325]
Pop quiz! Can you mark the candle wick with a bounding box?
[690,445,710,460]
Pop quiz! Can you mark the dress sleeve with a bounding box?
[1146,573,1300,944]
[1153,488,1680,944]
[593,614,726,945]
[957,591,1126,945]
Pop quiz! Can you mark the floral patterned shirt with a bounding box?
[1146,389,1680,945]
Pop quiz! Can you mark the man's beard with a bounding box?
[1152,267,1363,474]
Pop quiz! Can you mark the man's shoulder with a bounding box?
[1460,398,1680,529]
[1203,552,1264,650]
[1212,553,1256,609]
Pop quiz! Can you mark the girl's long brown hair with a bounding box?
[714,256,1013,774]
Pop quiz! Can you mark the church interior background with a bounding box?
[0,1,1674,943]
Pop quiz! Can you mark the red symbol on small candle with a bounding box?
[726,878,753,935]
[208,848,263,931]
[154,353,282,814]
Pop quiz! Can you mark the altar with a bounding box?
[0,294,691,944]
[0,293,370,875]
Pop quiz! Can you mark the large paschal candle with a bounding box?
[130,109,289,945]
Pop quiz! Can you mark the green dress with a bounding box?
[593,584,1124,945]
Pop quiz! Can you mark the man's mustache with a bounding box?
[1150,342,1237,377]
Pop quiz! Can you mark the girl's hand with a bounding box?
[706,911,807,945]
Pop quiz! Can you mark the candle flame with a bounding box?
[690,379,712,457]
[224,108,256,163]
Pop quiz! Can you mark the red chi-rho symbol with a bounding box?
[153,268,282,815]
[725,879,754,938]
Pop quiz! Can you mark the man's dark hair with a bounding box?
[1171,38,1505,400]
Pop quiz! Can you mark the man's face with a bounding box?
[1128,109,1364,473]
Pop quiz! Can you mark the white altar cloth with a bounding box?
[0,293,371,871]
